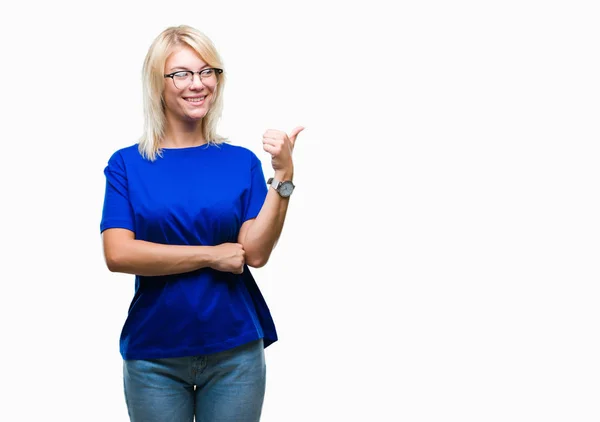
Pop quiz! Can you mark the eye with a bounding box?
[173,71,191,79]
[200,68,214,77]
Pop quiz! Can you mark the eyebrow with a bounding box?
[167,64,211,72]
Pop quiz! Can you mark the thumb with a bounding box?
[288,126,305,146]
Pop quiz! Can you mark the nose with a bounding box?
[189,72,205,89]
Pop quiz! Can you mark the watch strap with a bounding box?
[267,177,294,197]
[267,177,279,189]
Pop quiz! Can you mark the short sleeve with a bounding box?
[100,151,135,233]
[242,152,268,222]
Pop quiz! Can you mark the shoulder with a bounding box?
[213,142,262,165]
[105,143,143,165]
[215,142,255,156]
[103,144,144,177]
[108,143,141,161]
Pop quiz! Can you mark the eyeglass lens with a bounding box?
[172,69,217,89]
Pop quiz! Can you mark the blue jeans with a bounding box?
[123,339,266,421]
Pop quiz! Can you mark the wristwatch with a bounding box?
[267,177,295,198]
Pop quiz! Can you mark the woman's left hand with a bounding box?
[262,126,304,174]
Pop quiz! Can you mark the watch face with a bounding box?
[279,181,294,197]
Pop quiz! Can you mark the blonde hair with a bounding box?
[138,25,227,161]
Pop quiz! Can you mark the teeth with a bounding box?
[186,97,205,102]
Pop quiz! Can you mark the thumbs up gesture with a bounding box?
[262,126,304,175]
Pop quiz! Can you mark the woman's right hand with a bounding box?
[210,243,246,274]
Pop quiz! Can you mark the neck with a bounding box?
[162,118,207,148]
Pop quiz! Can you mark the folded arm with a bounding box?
[102,228,246,276]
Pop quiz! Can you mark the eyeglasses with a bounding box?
[164,68,223,90]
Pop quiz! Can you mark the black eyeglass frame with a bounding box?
[163,68,224,85]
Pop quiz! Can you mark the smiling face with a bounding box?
[163,45,218,123]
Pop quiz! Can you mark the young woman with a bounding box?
[100,24,302,421]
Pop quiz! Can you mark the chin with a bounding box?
[185,111,209,121]
[183,102,212,120]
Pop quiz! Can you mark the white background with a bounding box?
[1,0,598,421]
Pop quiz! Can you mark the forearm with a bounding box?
[105,237,215,277]
[241,169,292,267]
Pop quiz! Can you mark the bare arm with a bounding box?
[238,169,292,268]
[102,228,245,276]
[238,126,303,268]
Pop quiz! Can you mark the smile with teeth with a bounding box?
[185,96,206,103]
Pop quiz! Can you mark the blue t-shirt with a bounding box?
[100,142,277,360]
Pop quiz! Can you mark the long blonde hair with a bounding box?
[138,25,227,161]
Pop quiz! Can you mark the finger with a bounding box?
[263,138,284,149]
[263,138,285,149]
[288,126,305,146]
[263,143,279,156]
[262,135,286,145]
[262,133,284,143]
[263,129,285,138]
